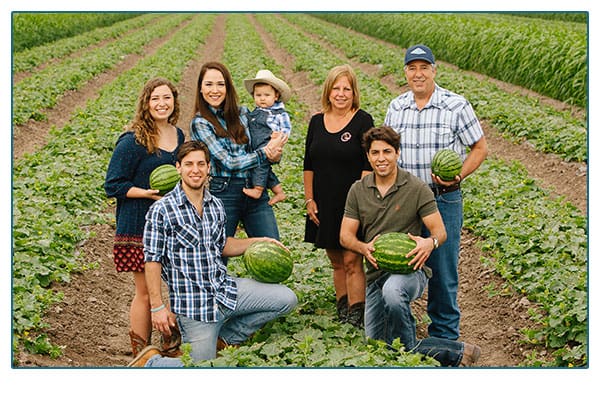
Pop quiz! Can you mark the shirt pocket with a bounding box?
[174,224,201,249]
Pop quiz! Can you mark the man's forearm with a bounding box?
[145,261,164,308]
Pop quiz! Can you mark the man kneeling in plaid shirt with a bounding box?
[128,140,297,367]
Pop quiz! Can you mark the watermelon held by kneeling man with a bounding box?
[150,164,180,195]
[431,149,463,182]
[243,241,294,283]
[372,232,417,274]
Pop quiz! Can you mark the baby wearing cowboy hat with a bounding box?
[243,70,292,205]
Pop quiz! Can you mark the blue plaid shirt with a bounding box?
[143,183,237,322]
[190,105,267,179]
[384,84,484,185]
[262,101,291,136]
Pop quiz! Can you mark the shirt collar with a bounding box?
[173,182,214,208]
[365,166,409,190]
[208,105,224,118]
[397,84,442,110]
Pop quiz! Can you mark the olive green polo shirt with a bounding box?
[344,167,438,283]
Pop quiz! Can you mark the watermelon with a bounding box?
[150,164,180,195]
[243,241,293,283]
[431,149,463,181]
[372,232,416,274]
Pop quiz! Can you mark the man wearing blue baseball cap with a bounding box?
[385,44,488,342]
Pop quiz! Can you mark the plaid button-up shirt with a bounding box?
[384,84,484,185]
[263,101,292,136]
[190,105,267,179]
[143,183,237,322]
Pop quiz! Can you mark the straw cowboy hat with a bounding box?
[244,69,292,103]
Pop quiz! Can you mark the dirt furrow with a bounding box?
[14,14,577,368]
[255,14,558,366]
[12,17,193,162]
[288,15,587,215]
[14,15,227,367]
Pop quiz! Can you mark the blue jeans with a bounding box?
[365,272,464,367]
[209,176,280,240]
[146,277,297,367]
[422,189,463,340]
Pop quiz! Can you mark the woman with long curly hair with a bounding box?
[105,77,185,358]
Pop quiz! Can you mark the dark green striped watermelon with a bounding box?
[431,149,463,181]
[372,232,416,274]
[150,164,180,195]
[243,241,293,283]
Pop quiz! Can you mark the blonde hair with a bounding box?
[320,64,360,113]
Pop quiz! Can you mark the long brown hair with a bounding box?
[130,77,180,153]
[193,61,247,144]
[320,64,361,113]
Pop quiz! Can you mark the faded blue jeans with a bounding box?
[423,189,463,340]
[145,277,297,367]
[365,271,465,367]
[209,176,280,240]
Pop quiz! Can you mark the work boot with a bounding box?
[127,345,161,367]
[160,323,183,357]
[336,294,349,323]
[217,337,240,352]
[460,342,481,366]
[129,330,149,357]
[346,302,365,329]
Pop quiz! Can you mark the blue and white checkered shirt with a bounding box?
[384,84,484,185]
[143,183,237,322]
[263,101,291,136]
[190,105,267,179]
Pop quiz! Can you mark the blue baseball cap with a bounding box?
[404,44,435,65]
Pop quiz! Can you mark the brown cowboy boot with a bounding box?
[127,345,161,367]
[129,330,149,357]
[160,323,183,357]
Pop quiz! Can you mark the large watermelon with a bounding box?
[431,149,463,181]
[150,164,180,195]
[372,232,416,274]
[243,241,293,283]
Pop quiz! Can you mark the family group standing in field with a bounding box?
[105,44,488,368]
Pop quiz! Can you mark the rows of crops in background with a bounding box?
[13,13,161,73]
[13,14,194,125]
[12,12,142,52]
[12,13,587,367]
[12,13,216,358]
[315,13,587,108]
[505,12,587,23]
[256,13,587,366]
[283,14,587,163]
[208,14,438,367]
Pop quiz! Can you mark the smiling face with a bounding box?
[176,149,210,191]
[148,84,175,122]
[404,60,437,99]
[328,75,354,113]
[201,68,227,108]
[367,139,400,179]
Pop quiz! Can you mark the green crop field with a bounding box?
[11,12,588,373]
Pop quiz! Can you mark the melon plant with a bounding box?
[431,149,463,181]
[243,241,294,283]
[373,232,416,274]
[149,164,180,195]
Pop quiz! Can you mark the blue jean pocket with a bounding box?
[209,176,229,193]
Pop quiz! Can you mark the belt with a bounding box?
[430,183,460,196]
